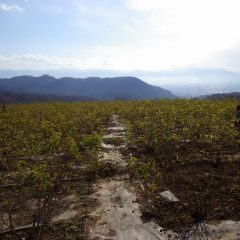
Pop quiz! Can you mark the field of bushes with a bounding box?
[0,99,239,239]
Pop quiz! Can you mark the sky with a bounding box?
[1,0,240,72]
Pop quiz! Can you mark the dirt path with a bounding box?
[88,115,240,240]
[88,115,170,240]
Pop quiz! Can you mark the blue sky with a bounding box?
[1,0,240,72]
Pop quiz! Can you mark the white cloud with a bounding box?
[0,54,117,70]
[122,0,240,71]
[1,1,240,72]
[0,4,24,12]
[126,0,160,11]
[207,44,240,72]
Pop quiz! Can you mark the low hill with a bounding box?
[205,92,240,100]
[0,75,176,100]
[0,91,94,104]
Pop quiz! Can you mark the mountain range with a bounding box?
[0,75,176,102]
[1,68,240,97]
[205,92,240,100]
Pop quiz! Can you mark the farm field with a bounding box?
[0,100,240,239]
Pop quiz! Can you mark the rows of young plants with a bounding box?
[119,99,240,164]
[1,99,240,238]
[117,99,240,235]
[0,102,114,239]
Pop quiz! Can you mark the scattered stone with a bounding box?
[101,142,126,150]
[140,183,145,190]
[159,190,179,202]
[100,151,126,167]
[103,132,126,139]
[107,126,125,132]
[52,209,79,222]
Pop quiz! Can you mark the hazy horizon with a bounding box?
[1,67,240,97]
[1,0,240,82]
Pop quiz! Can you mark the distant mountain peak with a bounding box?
[40,74,52,77]
[0,75,176,100]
